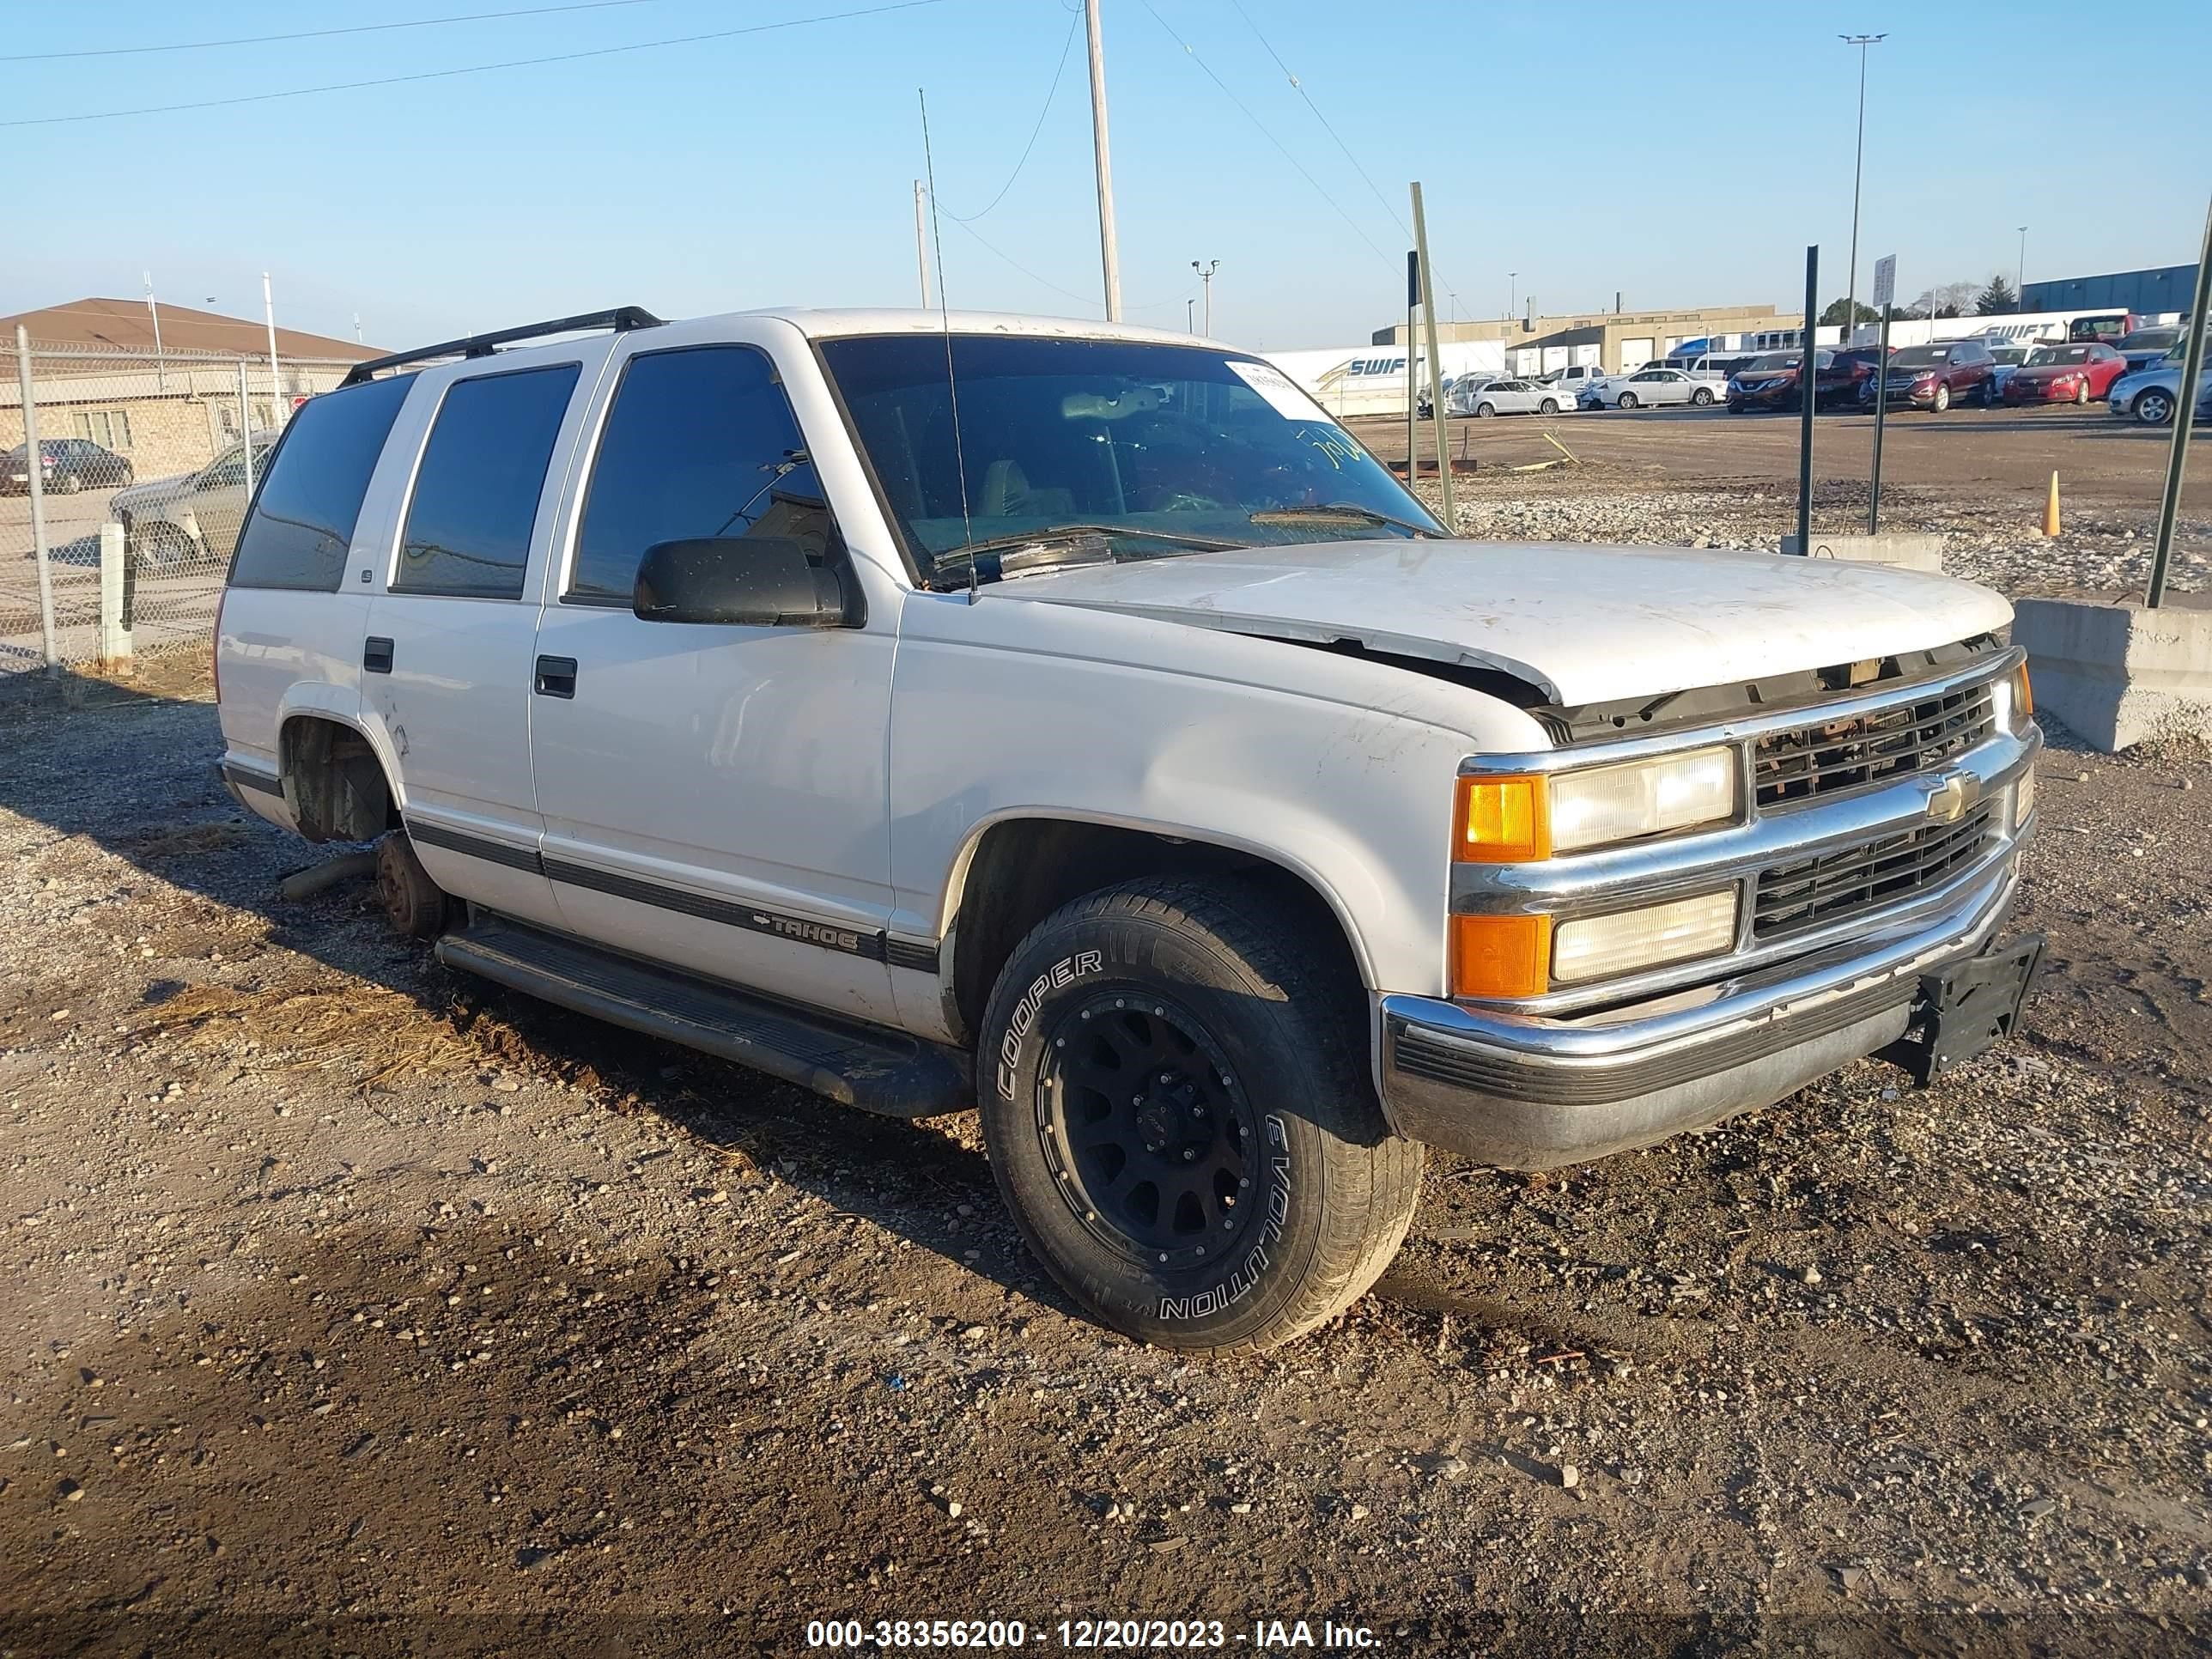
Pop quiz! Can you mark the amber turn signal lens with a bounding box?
[2013,660,2033,720]
[1449,915,1553,1000]
[1455,775,1549,862]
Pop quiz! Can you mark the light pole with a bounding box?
[2017,226,2027,301]
[1508,271,1516,321]
[1839,33,1885,342]
[1191,259,1218,336]
[1186,299,1195,334]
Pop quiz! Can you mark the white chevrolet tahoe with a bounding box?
[216,306,2044,1352]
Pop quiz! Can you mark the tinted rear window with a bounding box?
[396,363,580,599]
[228,374,413,591]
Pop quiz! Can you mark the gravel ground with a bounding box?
[1405,471,2209,601]
[3,605,2209,1655]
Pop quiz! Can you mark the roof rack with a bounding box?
[338,305,664,387]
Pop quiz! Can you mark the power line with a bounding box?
[933,196,1197,316]
[945,4,1082,222]
[1219,0,1467,315]
[2,0,951,128]
[935,206,1100,307]
[1133,0,1399,279]
[14,0,672,61]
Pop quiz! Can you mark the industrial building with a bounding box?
[2021,264,2197,319]
[1369,303,1811,379]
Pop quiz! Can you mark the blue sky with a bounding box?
[11,0,2206,353]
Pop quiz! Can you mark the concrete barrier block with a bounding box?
[1778,532,1945,573]
[2013,597,2212,752]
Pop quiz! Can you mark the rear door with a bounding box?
[361,349,610,927]
[526,320,901,1024]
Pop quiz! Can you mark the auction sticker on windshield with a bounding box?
[1228,359,1328,422]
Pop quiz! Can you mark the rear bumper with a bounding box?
[1376,860,2022,1170]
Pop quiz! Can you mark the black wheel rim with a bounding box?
[1036,991,1262,1270]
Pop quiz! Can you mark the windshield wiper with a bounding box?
[1247,501,1440,538]
[927,523,1243,589]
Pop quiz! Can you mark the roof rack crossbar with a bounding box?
[338,306,663,386]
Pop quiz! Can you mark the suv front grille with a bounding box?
[1754,680,1996,807]
[1752,804,1996,940]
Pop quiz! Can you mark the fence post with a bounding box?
[2145,194,2212,610]
[237,357,255,497]
[14,325,59,672]
[99,520,131,665]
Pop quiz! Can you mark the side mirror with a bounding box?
[632,536,850,628]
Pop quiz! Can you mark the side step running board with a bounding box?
[436,915,969,1119]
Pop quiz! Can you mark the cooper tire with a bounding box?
[977,877,1423,1353]
[375,831,449,940]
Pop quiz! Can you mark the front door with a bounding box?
[362,354,605,930]
[527,329,900,1025]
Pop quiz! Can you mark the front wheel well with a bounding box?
[944,818,1367,1047]
[278,714,400,844]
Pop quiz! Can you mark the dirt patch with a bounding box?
[2,666,2209,1656]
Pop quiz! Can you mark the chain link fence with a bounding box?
[2,341,359,675]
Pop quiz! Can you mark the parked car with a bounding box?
[2001,342,2130,406]
[2107,356,2212,426]
[2113,327,2183,373]
[1985,344,2031,398]
[216,304,2043,1352]
[1827,347,1888,405]
[1587,366,1718,410]
[1725,350,1863,412]
[1863,338,1997,411]
[1448,377,1571,417]
[2,437,134,495]
[1537,364,1610,393]
[112,434,277,567]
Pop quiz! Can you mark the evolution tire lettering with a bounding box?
[1154,1114,1291,1322]
[995,950,1103,1099]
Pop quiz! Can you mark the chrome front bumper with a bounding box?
[1378,652,2041,1168]
[1379,862,2018,1167]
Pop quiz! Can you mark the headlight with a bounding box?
[1552,889,1740,984]
[1456,747,1740,860]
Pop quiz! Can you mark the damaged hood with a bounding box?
[992,538,2012,707]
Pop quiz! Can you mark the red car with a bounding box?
[2002,342,2129,405]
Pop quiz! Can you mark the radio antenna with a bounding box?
[918,88,977,599]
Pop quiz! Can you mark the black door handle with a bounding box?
[363,635,393,674]
[534,655,578,699]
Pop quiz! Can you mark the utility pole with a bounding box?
[143,270,165,391]
[261,271,282,429]
[1191,259,1218,336]
[1083,0,1121,321]
[1839,34,1884,342]
[914,180,933,309]
[1508,271,1516,321]
[2145,195,2212,609]
[1411,182,1454,524]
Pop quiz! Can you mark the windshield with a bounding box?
[1892,345,1948,368]
[2027,346,2091,367]
[1745,353,1801,372]
[1989,347,2027,365]
[816,335,1441,580]
[2118,330,2179,353]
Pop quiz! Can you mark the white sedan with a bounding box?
[1446,377,1576,418]
[1582,366,1721,410]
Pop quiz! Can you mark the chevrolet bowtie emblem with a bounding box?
[1923,772,1978,824]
